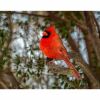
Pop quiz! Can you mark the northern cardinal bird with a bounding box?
[40,25,80,79]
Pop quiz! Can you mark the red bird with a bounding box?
[40,25,80,79]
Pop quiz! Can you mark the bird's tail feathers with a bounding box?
[64,58,80,80]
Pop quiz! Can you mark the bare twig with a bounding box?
[47,62,70,75]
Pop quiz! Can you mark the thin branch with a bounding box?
[64,12,88,33]
[0,11,67,22]
[47,62,71,75]
[0,11,89,33]
[7,13,14,49]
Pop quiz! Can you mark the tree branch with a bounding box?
[0,11,89,34]
[47,62,70,75]
[91,12,100,38]
[64,12,88,33]
[84,12,100,66]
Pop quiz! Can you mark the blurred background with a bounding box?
[0,11,100,89]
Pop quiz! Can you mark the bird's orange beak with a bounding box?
[43,31,48,36]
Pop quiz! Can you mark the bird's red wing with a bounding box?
[52,34,70,59]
